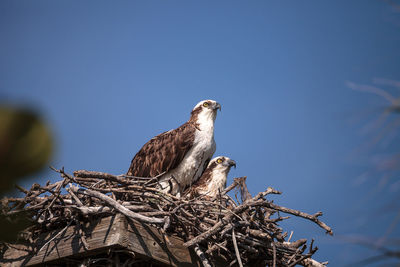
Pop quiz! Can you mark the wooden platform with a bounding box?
[0,214,201,266]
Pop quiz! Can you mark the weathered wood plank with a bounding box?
[1,215,124,266]
[122,218,201,266]
[0,214,200,267]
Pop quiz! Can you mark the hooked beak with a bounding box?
[224,159,236,169]
[214,102,221,111]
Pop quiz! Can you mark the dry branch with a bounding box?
[69,187,164,224]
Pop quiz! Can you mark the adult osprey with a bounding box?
[127,100,221,195]
[184,156,236,198]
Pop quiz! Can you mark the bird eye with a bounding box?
[203,102,209,107]
[216,158,223,164]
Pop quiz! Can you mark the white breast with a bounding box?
[159,115,216,196]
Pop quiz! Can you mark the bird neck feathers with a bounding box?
[189,106,216,132]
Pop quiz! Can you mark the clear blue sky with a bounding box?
[1,1,400,265]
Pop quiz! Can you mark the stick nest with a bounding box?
[1,167,333,267]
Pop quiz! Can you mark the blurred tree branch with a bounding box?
[347,79,400,265]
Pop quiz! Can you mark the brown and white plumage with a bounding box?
[127,100,221,196]
[185,156,236,199]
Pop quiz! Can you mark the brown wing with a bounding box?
[127,122,196,177]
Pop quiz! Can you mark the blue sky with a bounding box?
[1,1,400,265]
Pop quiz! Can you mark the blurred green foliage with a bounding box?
[0,106,53,192]
[0,105,54,242]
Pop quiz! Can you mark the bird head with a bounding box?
[190,100,221,124]
[209,156,236,175]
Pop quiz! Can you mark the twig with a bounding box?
[272,241,277,267]
[70,187,164,224]
[194,245,212,267]
[66,184,83,206]
[263,203,333,235]
[38,220,72,252]
[75,219,90,250]
[232,229,243,267]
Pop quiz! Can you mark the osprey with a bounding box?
[127,100,221,195]
[184,156,236,198]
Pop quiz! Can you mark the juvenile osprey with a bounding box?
[127,100,221,195]
[184,156,236,198]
